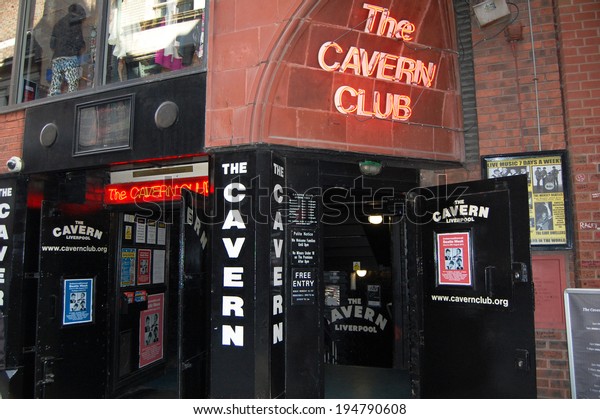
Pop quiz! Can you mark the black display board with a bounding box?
[565,288,600,398]
[0,177,18,369]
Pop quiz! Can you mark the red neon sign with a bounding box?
[316,3,439,122]
[104,177,209,205]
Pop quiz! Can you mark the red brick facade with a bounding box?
[207,0,464,160]
[0,111,24,173]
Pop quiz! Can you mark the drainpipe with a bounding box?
[527,0,542,150]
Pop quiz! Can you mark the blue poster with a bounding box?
[63,278,94,325]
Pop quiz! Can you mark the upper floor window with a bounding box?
[106,0,205,84]
[2,0,206,107]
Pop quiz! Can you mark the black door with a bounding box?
[408,176,536,398]
[178,189,209,398]
[35,201,110,398]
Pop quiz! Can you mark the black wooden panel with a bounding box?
[23,73,206,174]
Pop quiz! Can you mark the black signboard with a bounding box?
[565,288,600,398]
[0,178,18,369]
[290,228,317,266]
[288,192,318,226]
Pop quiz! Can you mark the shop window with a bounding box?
[20,1,99,101]
[3,0,206,106]
[106,0,205,84]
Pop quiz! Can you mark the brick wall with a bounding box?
[0,110,25,175]
[558,1,600,288]
[455,0,600,398]
[469,0,573,398]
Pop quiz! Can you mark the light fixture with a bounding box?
[473,0,511,28]
[368,214,383,224]
[359,160,382,176]
[355,269,367,278]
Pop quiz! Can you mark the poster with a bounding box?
[63,278,93,325]
[120,248,136,287]
[137,249,152,285]
[139,293,164,368]
[483,151,571,248]
[436,232,472,286]
[565,289,600,398]
[152,249,166,284]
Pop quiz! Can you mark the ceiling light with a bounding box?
[368,215,383,224]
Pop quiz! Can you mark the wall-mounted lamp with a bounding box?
[355,269,367,278]
[368,215,383,225]
[473,0,511,28]
[359,160,382,176]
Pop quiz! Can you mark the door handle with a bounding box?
[512,262,528,283]
[514,349,530,372]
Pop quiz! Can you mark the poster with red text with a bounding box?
[437,232,472,286]
[139,293,164,368]
[137,249,152,285]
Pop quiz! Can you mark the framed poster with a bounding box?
[564,288,600,398]
[436,232,472,286]
[482,150,572,249]
[62,278,94,326]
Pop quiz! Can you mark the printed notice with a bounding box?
[291,228,317,266]
[565,289,600,398]
[135,217,147,244]
[152,249,166,284]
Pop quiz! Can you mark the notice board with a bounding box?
[565,288,600,398]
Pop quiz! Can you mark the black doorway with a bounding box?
[321,192,411,399]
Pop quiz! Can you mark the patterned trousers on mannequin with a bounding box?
[49,56,80,96]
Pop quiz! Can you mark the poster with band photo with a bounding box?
[436,232,472,287]
[482,150,572,249]
[63,278,94,326]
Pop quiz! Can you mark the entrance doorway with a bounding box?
[321,193,411,399]
[110,189,209,398]
[111,208,179,398]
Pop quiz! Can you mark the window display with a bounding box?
[4,0,206,106]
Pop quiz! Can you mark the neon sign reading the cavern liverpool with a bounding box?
[317,3,438,122]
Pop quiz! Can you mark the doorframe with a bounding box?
[106,204,179,397]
